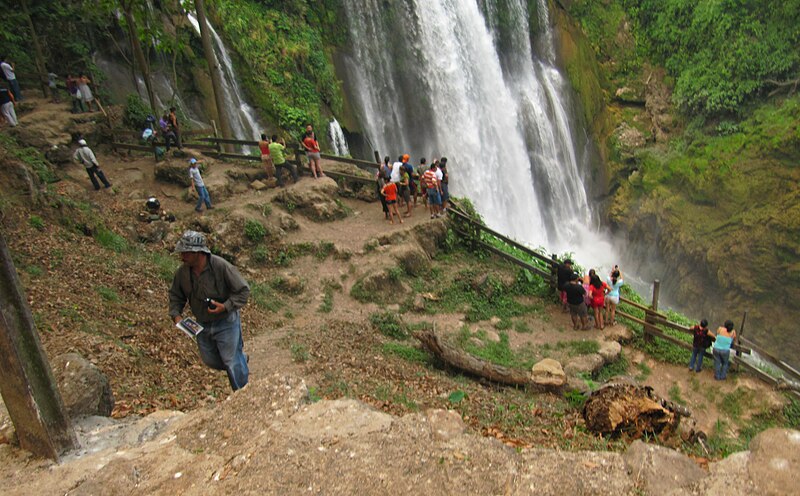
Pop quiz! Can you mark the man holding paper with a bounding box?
[169,230,250,391]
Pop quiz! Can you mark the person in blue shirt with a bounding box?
[712,320,737,380]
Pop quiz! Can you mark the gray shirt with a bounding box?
[73,146,99,168]
[189,166,205,188]
[169,254,250,324]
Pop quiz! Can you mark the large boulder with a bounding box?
[623,440,707,495]
[394,245,431,277]
[564,353,605,376]
[598,341,622,363]
[747,428,800,496]
[154,161,191,186]
[274,177,347,221]
[530,358,567,388]
[51,353,114,418]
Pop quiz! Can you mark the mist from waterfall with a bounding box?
[186,13,263,147]
[341,0,614,268]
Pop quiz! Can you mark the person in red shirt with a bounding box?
[588,273,608,329]
[258,134,273,179]
[381,179,403,225]
[302,125,325,179]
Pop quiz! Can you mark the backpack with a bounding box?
[702,333,715,349]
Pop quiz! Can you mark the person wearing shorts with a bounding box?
[563,274,589,330]
[422,164,442,218]
[381,180,402,225]
[605,267,624,325]
[302,126,325,178]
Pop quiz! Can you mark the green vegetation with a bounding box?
[94,226,128,253]
[369,311,408,340]
[290,343,310,363]
[215,0,342,135]
[96,286,120,303]
[28,215,45,230]
[244,219,267,242]
[625,0,800,116]
[381,342,430,364]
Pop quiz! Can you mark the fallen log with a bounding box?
[412,330,561,391]
[582,382,688,439]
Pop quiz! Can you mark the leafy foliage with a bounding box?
[624,0,800,116]
[214,0,342,136]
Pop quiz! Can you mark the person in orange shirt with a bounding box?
[302,125,325,179]
[258,134,274,179]
[381,179,403,225]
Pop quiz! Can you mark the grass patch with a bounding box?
[250,281,283,312]
[24,264,43,276]
[94,226,128,252]
[459,328,538,369]
[635,362,652,381]
[594,353,629,383]
[96,286,120,303]
[556,340,600,356]
[29,215,45,230]
[381,342,429,364]
[494,318,513,330]
[318,285,334,313]
[668,384,686,406]
[369,311,408,340]
[719,389,754,420]
[514,320,532,333]
[290,343,310,363]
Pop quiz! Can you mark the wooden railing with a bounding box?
[110,127,219,160]
[446,201,800,393]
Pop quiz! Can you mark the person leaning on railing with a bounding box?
[712,320,737,380]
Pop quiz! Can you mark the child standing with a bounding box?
[381,179,402,225]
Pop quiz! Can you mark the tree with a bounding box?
[195,0,234,143]
[118,0,157,112]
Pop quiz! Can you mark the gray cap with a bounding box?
[175,230,211,254]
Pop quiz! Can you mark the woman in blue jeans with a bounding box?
[712,320,737,380]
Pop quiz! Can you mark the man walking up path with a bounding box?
[169,231,250,391]
[73,139,112,190]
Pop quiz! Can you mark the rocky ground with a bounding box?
[0,98,797,495]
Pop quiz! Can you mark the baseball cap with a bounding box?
[189,158,197,165]
[78,139,87,146]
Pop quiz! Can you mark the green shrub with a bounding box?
[94,226,128,252]
[96,286,120,303]
[381,343,429,364]
[123,94,153,129]
[244,219,267,242]
[369,311,407,340]
[253,246,270,264]
[28,215,45,230]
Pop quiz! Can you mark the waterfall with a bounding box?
[186,13,263,147]
[341,0,612,266]
[328,119,351,156]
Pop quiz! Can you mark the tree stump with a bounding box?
[582,383,686,439]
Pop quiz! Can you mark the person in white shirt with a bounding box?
[189,158,212,212]
[1,56,21,101]
[72,139,112,190]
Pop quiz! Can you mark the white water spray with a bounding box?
[328,119,351,156]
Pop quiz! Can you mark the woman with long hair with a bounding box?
[589,273,608,329]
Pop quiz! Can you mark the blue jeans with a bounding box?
[197,310,249,390]
[9,79,22,101]
[713,348,731,380]
[195,186,212,211]
[275,162,298,186]
[689,347,705,371]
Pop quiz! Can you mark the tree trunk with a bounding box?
[123,3,157,112]
[413,330,532,386]
[195,0,233,148]
[20,0,49,98]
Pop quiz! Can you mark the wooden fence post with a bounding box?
[644,279,660,343]
[373,150,381,165]
[549,254,559,293]
[0,232,77,460]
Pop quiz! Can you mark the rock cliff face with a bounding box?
[548,1,800,364]
[2,374,797,495]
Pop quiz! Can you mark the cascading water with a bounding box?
[341,0,613,267]
[186,13,263,147]
[328,119,351,156]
